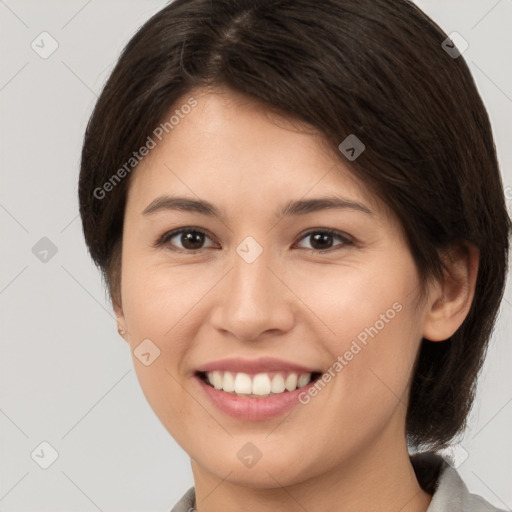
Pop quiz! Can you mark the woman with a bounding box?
[78,0,510,510]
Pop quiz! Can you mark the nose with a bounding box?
[209,243,295,342]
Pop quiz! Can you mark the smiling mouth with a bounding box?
[196,370,323,398]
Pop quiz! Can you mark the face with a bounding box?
[116,85,430,488]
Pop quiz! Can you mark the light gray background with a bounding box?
[1,1,511,510]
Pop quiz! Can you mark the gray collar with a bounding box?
[411,452,505,511]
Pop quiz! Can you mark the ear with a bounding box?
[114,301,129,343]
[422,242,479,342]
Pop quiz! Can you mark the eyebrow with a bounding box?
[141,195,374,219]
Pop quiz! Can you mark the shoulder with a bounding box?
[411,452,507,512]
[170,486,195,512]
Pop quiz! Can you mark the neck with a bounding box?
[190,436,433,512]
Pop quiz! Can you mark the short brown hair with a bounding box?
[78,0,511,450]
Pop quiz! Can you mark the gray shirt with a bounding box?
[170,453,506,511]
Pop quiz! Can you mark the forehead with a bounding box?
[126,85,386,219]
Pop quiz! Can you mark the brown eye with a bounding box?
[158,228,215,252]
[296,229,353,253]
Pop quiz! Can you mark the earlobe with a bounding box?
[422,243,479,342]
[114,303,129,342]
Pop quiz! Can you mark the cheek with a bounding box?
[290,258,414,341]
[119,263,199,445]
[323,299,421,444]
[121,253,213,338]
[303,261,422,428]
[337,317,419,446]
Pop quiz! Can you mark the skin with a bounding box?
[115,85,479,512]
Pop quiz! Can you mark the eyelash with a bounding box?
[153,227,354,254]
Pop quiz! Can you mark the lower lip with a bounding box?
[194,374,319,421]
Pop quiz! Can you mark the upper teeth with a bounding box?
[205,371,313,396]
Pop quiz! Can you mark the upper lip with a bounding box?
[196,356,322,375]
